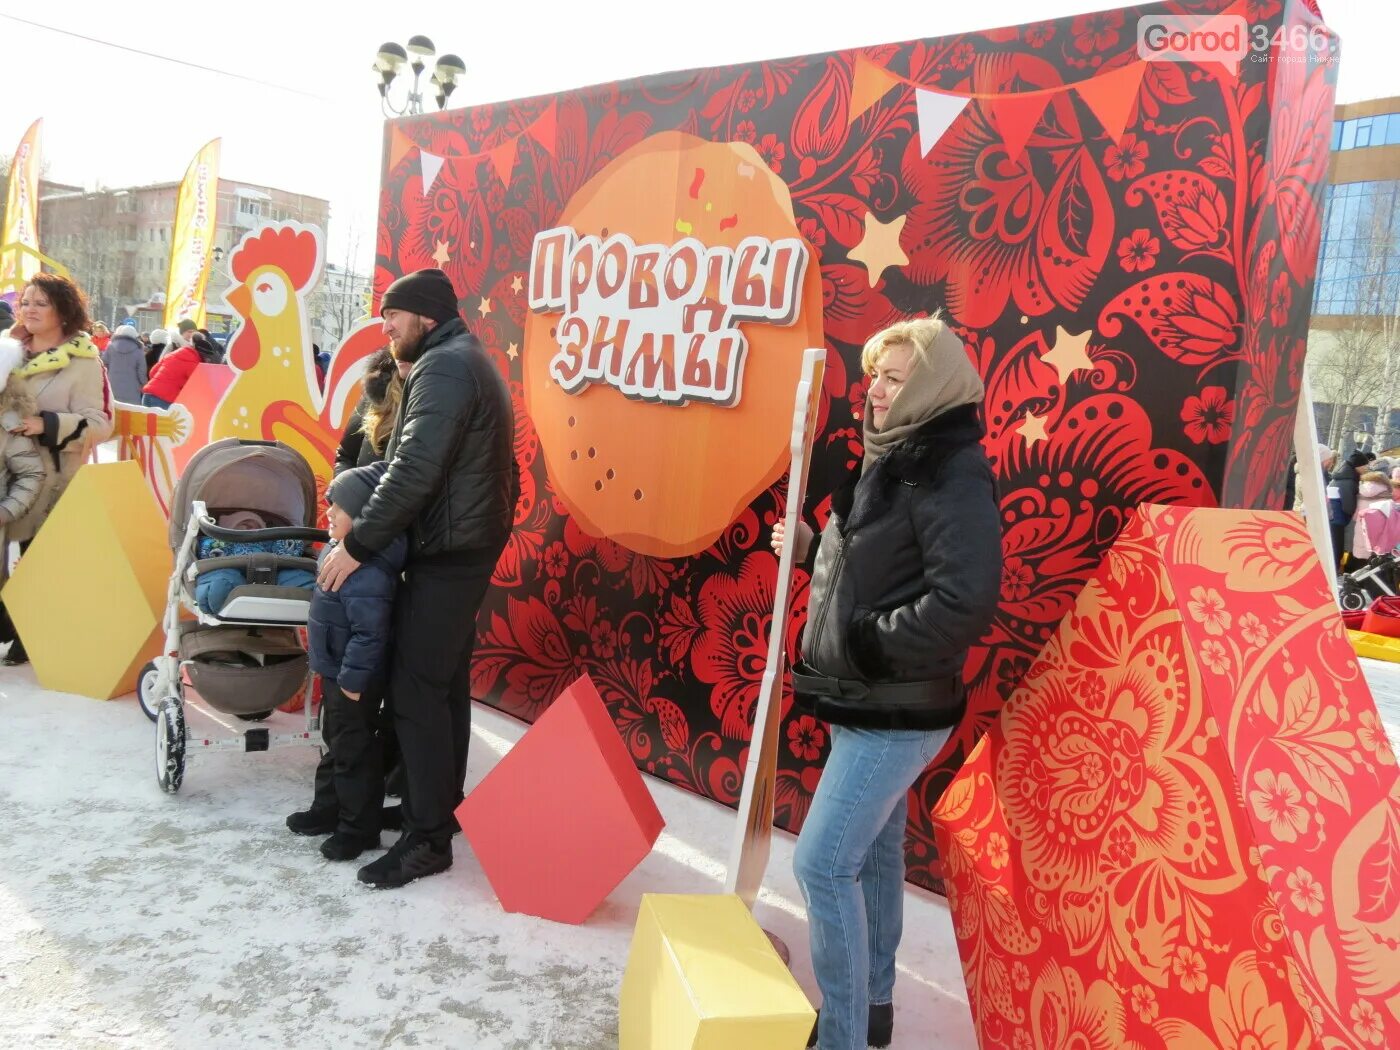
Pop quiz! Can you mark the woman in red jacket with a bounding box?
[141,332,221,409]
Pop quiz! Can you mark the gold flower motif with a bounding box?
[1350,1000,1386,1046]
[1173,945,1209,993]
[986,832,1010,870]
[1187,585,1232,635]
[1238,612,1269,648]
[1248,770,1311,843]
[1357,710,1395,766]
[1129,983,1159,1023]
[1012,961,1031,992]
[1199,638,1230,674]
[1284,867,1325,917]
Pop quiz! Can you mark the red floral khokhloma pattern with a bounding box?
[377,0,1338,890]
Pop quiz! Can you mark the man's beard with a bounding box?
[390,319,428,363]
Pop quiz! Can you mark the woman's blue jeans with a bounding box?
[141,393,172,410]
[793,723,950,1050]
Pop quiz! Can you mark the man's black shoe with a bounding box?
[357,833,452,889]
[286,808,337,836]
[320,831,380,861]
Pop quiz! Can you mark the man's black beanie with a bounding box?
[328,461,387,521]
[380,268,460,325]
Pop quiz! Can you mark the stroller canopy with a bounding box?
[168,439,319,550]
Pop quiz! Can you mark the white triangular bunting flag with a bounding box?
[915,88,970,157]
[420,150,445,194]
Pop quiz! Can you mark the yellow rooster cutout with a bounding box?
[211,222,388,512]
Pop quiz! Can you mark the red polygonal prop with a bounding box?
[457,674,665,924]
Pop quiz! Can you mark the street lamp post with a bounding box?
[373,37,466,117]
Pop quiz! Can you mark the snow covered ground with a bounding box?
[0,671,977,1050]
[4,656,1397,1049]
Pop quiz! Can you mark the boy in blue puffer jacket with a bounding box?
[287,462,407,862]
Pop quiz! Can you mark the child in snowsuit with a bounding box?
[194,509,316,615]
[288,462,406,861]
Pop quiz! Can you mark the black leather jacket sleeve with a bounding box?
[343,354,474,561]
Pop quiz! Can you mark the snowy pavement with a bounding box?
[3,656,1397,1049]
[0,672,975,1050]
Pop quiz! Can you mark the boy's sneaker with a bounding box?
[357,833,451,889]
[286,808,337,836]
[320,831,381,861]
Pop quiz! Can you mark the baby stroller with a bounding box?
[137,439,329,794]
[1339,501,1400,611]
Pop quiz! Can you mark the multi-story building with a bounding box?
[38,178,331,339]
[1308,97,1400,453]
[318,262,374,352]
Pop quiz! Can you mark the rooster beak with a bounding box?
[227,285,252,315]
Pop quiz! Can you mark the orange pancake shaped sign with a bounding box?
[523,131,824,558]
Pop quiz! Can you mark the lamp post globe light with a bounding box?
[374,37,466,117]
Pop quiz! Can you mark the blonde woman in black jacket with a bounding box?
[773,316,1002,1050]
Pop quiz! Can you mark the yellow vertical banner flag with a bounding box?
[164,138,221,330]
[1,118,43,293]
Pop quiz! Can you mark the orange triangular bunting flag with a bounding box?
[526,100,557,155]
[849,54,905,124]
[490,138,518,184]
[987,92,1050,160]
[388,126,415,172]
[1074,62,1147,143]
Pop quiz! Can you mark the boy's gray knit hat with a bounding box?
[327,461,387,520]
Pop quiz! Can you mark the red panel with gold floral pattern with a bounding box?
[933,505,1399,1049]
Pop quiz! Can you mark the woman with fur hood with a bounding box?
[772,315,1002,1050]
[0,273,115,664]
[0,338,47,560]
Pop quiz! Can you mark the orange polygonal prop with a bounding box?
[456,673,665,924]
[932,505,1399,1050]
[5,462,170,699]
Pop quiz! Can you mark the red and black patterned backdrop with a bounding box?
[376,0,1336,891]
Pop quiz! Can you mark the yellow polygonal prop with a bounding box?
[619,894,815,1050]
[5,462,169,698]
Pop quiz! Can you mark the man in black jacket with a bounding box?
[319,267,518,889]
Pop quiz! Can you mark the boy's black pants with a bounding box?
[311,677,386,838]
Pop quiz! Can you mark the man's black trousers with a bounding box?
[389,558,493,842]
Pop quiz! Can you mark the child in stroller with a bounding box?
[195,508,316,616]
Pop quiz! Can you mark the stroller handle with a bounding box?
[197,515,330,545]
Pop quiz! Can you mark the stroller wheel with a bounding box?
[137,661,162,723]
[235,710,275,722]
[1339,583,1369,612]
[155,698,187,794]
